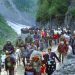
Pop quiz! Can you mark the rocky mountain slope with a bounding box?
[0,0,38,26]
[64,0,75,31]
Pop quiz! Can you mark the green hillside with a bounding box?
[36,0,69,23]
[0,15,17,47]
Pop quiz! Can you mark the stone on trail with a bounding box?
[53,55,75,75]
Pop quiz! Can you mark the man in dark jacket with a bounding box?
[3,41,14,54]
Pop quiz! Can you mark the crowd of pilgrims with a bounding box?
[0,27,75,75]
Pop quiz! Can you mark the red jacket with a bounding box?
[53,34,60,39]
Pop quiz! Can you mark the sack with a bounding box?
[6,57,16,67]
[7,62,11,67]
[58,44,64,53]
[67,45,72,55]
[6,57,12,67]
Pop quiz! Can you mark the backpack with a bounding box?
[16,39,24,47]
[5,57,16,68]
[58,43,64,53]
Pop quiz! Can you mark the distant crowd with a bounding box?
[0,27,75,75]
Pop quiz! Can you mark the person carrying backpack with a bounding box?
[25,35,33,44]
[57,41,68,63]
[3,41,14,54]
[16,37,24,48]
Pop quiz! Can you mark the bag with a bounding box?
[67,45,72,55]
[58,44,64,53]
[6,57,12,67]
[6,57,16,67]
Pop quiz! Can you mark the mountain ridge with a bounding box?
[0,0,38,26]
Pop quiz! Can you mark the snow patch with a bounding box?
[7,21,30,34]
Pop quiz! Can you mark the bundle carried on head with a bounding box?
[32,55,39,62]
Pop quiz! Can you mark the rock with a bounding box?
[53,55,75,75]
